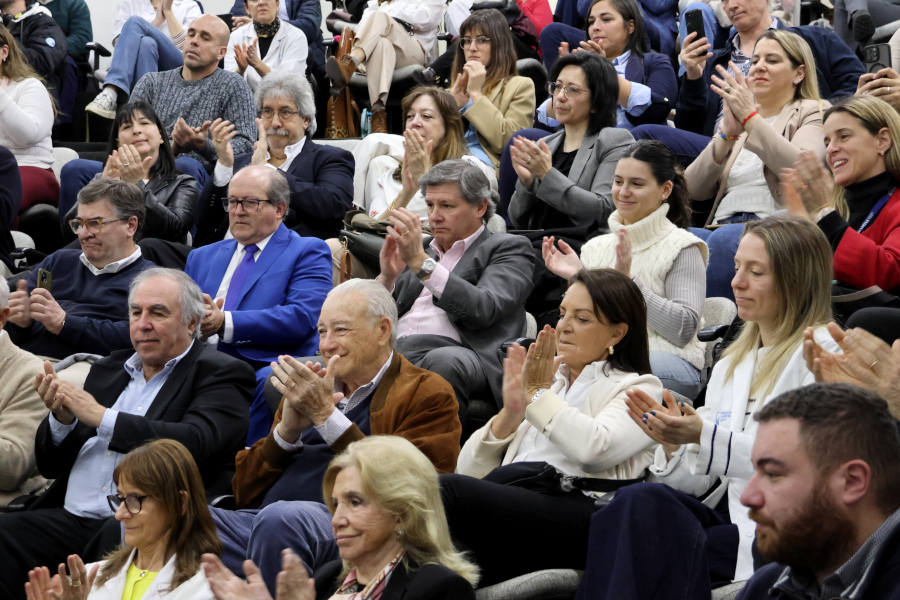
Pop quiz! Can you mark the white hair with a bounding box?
[327,279,398,347]
[128,268,205,339]
[0,281,8,312]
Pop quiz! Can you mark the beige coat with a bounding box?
[463,76,536,172]
[0,331,49,509]
[686,98,829,227]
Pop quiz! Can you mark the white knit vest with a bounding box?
[580,204,709,369]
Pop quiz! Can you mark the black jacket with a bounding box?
[314,559,476,600]
[195,139,354,245]
[2,4,68,99]
[0,145,21,273]
[63,173,199,244]
[30,342,254,508]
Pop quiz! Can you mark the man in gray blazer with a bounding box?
[377,160,534,420]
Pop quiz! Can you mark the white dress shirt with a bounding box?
[213,137,307,187]
[79,247,143,276]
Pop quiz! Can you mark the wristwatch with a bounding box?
[416,258,437,280]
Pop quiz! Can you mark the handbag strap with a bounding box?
[563,472,648,493]
[340,238,352,283]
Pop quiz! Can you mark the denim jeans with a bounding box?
[649,350,702,399]
[690,224,745,300]
[105,16,185,95]
[631,125,711,169]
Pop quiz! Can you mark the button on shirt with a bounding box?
[213,137,307,187]
[397,225,485,342]
[208,231,276,345]
[51,341,196,519]
[79,247,143,276]
[273,352,395,450]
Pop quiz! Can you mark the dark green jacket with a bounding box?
[39,0,91,57]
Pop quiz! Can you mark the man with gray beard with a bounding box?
[197,69,354,245]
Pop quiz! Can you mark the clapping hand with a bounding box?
[710,63,757,130]
[231,15,252,30]
[451,69,470,108]
[200,294,225,340]
[491,342,528,439]
[251,118,269,166]
[510,136,552,187]
[541,236,583,280]
[613,228,632,278]
[211,118,238,168]
[780,151,833,221]
[522,325,561,398]
[270,354,343,427]
[172,117,211,151]
[625,388,703,457]
[33,364,106,428]
[25,555,98,600]
[234,42,250,74]
[115,145,154,185]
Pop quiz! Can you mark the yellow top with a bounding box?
[121,562,158,600]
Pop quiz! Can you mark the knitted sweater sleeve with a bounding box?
[633,245,706,347]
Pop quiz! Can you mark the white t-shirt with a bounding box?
[112,0,203,43]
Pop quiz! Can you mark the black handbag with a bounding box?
[482,461,648,497]
[832,284,900,326]
[339,228,385,274]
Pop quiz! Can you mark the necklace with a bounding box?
[139,571,148,578]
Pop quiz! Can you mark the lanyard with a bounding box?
[858,188,896,234]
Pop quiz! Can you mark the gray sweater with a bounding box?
[131,68,256,172]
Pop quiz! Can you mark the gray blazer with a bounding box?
[393,228,535,404]
[509,127,634,234]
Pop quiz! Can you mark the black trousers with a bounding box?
[440,473,598,587]
[0,507,106,600]
[846,307,900,346]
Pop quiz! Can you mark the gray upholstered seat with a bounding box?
[475,569,583,600]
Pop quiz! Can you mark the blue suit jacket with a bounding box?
[623,52,677,128]
[675,21,863,136]
[195,138,354,246]
[184,223,331,363]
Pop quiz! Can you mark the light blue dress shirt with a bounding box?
[461,98,496,168]
[536,50,652,130]
[50,341,196,519]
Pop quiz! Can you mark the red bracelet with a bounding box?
[741,111,758,127]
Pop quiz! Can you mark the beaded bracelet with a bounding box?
[719,133,740,141]
[741,111,759,127]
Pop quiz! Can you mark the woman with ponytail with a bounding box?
[542,140,708,398]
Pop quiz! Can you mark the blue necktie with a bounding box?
[223,244,259,312]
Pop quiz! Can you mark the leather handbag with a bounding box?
[325,28,361,139]
[338,209,390,281]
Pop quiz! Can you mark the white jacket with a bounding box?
[225,20,308,92]
[458,364,663,482]
[358,0,445,59]
[0,78,54,169]
[86,549,213,600]
[649,326,840,582]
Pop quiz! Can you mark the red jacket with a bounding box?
[833,189,900,293]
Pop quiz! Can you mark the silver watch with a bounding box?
[416,258,438,279]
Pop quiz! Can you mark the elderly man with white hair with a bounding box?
[212,278,462,595]
[199,70,355,245]
[0,280,48,511]
[0,267,254,600]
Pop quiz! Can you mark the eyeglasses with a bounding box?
[549,83,589,99]
[223,198,274,213]
[460,35,491,49]
[68,217,124,234]
[261,107,302,120]
[107,494,150,515]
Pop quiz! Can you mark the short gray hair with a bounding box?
[327,279,398,348]
[128,268,205,339]
[0,279,8,311]
[254,70,317,138]
[78,179,146,235]
[419,160,496,222]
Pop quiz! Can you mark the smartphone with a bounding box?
[865,43,891,75]
[36,269,52,292]
[685,9,705,43]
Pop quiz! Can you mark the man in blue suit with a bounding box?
[185,165,331,443]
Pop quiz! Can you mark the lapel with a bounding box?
[729,351,757,434]
[266,23,289,60]
[144,341,204,420]
[145,175,170,196]
[624,53,642,84]
[89,358,135,409]
[569,131,597,185]
[369,352,401,417]
[287,138,317,173]
[233,224,291,308]
[381,560,414,600]
[771,100,799,139]
[445,227,490,278]
[209,239,239,293]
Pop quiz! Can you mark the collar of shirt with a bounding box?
[555,359,608,391]
[238,228,277,257]
[79,246,143,276]
[265,136,306,173]
[429,224,485,258]
[611,49,631,68]
[731,18,778,62]
[334,351,395,411]
[124,340,196,383]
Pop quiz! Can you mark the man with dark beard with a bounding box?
[736,382,900,599]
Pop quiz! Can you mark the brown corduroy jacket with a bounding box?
[232,352,462,509]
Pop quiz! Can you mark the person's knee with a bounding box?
[253,502,333,537]
[138,35,159,56]
[123,15,150,31]
[416,348,470,380]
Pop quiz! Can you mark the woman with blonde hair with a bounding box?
[0,23,58,213]
[687,29,828,298]
[25,439,221,600]
[203,436,479,600]
[785,94,900,297]
[600,216,840,597]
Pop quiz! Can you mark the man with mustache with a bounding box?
[197,69,354,245]
[736,382,900,599]
[184,164,331,444]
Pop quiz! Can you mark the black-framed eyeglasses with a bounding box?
[549,82,588,99]
[261,107,302,120]
[460,35,491,48]
[222,198,274,213]
[68,217,124,234]
[107,494,150,515]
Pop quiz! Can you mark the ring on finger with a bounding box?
[71,580,81,588]
[400,228,410,236]
[870,359,880,370]
[724,86,732,94]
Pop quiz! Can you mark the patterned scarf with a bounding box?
[331,550,406,600]
[253,16,280,37]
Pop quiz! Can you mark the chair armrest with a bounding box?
[86,42,111,72]
[497,337,536,363]
[697,324,730,343]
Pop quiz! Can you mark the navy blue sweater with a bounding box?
[6,249,155,358]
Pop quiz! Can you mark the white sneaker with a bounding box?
[85,92,117,119]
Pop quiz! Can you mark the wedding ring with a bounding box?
[71,580,81,588]
[410,150,417,154]
[400,229,410,236]
[122,162,131,166]
[724,86,732,93]
[525,157,532,164]
[889,87,892,93]
[870,359,880,370]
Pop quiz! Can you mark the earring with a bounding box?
[396,528,403,540]
[881,150,886,156]
[661,195,668,203]
[608,345,615,355]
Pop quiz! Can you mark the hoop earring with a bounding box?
[608,345,615,355]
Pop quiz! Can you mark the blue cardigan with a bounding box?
[675,21,863,136]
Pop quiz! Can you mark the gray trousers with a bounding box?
[396,334,489,423]
[835,0,900,51]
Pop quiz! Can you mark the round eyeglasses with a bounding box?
[107,493,150,515]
